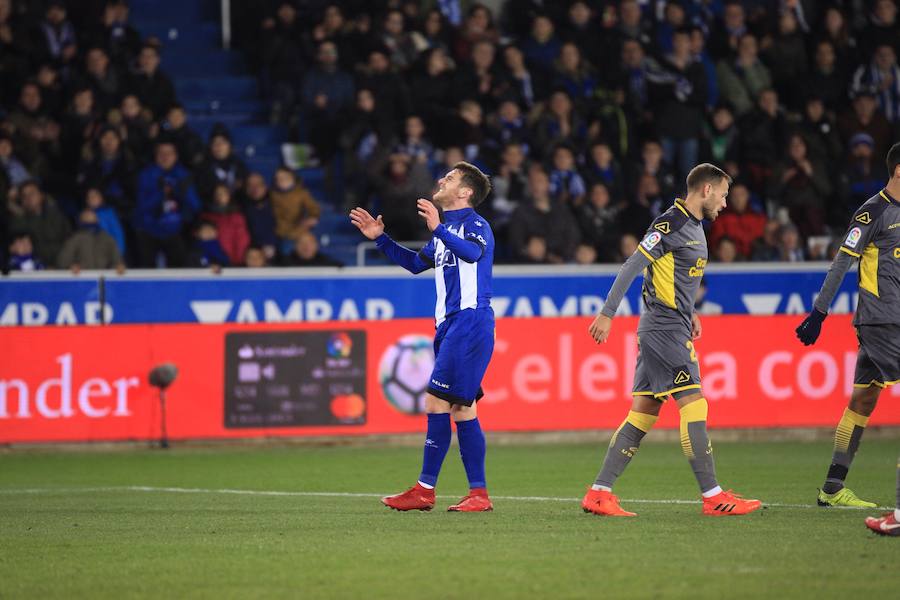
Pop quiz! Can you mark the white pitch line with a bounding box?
[0,485,892,511]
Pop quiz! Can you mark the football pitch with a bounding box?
[2,439,897,599]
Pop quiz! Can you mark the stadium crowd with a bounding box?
[2,0,900,271]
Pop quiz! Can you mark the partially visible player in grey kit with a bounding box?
[796,142,900,534]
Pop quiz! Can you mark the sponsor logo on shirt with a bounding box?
[686,240,702,245]
[641,231,662,251]
[845,227,862,249]
[689,258,707,277]
[436,249,458,268]
[888,223,900,229]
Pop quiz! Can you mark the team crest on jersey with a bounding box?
[654,221,671,234]
[435,248,458,268]
[856,212,871,225]
[845,227,862,249]
[641,231,662,251]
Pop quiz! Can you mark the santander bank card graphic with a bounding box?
[224,331,367,428]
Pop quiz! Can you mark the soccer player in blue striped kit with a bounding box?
[350,162,495,512]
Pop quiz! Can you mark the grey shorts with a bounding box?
[633,329,702,400]
[854,325,900,389]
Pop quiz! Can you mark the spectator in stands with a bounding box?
[859,0,899,60]
[508,166,580,263]
[34,63,64,117]
[34,1,78,72]
[57,208,123,271]
[453,3,500,62]
[410,47,457,136]
[419,8,454,55]
[59,87,101,176]
[838,86,894,159]
[202,184,250,266]
[850,43,900,123]
[262,1,306,126]
[128,44,175,120]
[575,181,621,262]
[796,96,843,166]
[367,149,433,241]
[453,39,504,111]
[380,9,418,70]
[700,105,739,171]
[821,6,858,75]
[134,140,200,267]
[533,90,586,155]
[768,133,831,238]
[81,46,121,114]
[709,182,766,259]
[751,220,782,261]
[762,9,809,111]
[447,99,487,163]
[739,88,786,192]
[301,41,355,162]
[616,233,639,262]
[652,27,707,181]
[0,133,31,188]
[188,220,230,268]
[244,245,268,268]
[708,1,747,61]
[7,82,58,182]
[625,139,676,209]
[547,144,586,206]
[552,42,598,106]
[283,231,342,267]
[837,133,885,223]
[240,172,277,261]
[270,167,320,254]
[484,142,528,235]
[582,141,625,202]
[776,223,805,262]
[91,0,141,71]
[197,129,248,200]
[560,1,601,68]
[615,0,653,50]
[717,33,772,117]
[84,187,125,257]
[690,26,719,110]
[520,15,561,77]
[804,40,847,113]
[357,48,412,132]
[160,105,204,169]
[714,236,739,263]
[395,115,435,166]
[614,38,657,127]
[7,232,44,272]
[8,181,70,266]
[78,125,136,217]
[502,43,547,108]
[486,99,530,154]
[114,93,155,163]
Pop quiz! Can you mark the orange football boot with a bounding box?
[447,488,493,512]
[382,483,435,511]
[581,488,637,517]
[702,489,762,516]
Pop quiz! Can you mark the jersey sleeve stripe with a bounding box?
[839,246,861,258]
[637,245,656,262]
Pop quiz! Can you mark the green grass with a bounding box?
[1,440,898,599]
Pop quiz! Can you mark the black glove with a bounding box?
[796,309,827,346]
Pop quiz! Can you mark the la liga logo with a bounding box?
[327,332,353,358]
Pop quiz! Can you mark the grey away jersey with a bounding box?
[636,200,708,334]
[838,189,900,326]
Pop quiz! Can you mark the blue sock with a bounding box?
[456,418,487,489]
[418,413,451,487]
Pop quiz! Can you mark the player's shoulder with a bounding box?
[649,201,693,237]
[851,192,894,226]
[467,212,494,234]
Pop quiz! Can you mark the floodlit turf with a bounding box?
[1,439,897,599]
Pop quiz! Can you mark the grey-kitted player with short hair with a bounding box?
[797,142,900,524]
[582,163,763,517]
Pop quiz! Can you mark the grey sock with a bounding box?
[683,421,718,494]
[823,409,868,494]
[594,422,648,489]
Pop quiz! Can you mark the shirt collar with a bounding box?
[880,189,897,204]
[444,207,474,223]
[674,198,701,223]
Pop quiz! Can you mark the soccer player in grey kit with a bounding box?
[583,163,762,517]
[797,142,900,535]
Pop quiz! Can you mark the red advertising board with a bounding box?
[1,316,898,443]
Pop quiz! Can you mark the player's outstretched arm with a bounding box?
[589,250,651,343]
[796,250,854,345]
[350,207,432,274]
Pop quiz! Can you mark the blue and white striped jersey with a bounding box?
[418,208,494,325]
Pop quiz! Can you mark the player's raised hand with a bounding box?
[349,207,384,240]
[589,313,612,344]
[795,309,826,346]
[417,198,440,231]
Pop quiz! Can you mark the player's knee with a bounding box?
[450,403,477,421]
[631,395,662,416]
[425,394,452,414]
[849,387,880,416]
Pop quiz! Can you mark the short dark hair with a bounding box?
[686,163,732,191]
[453,161,491,206]
[887,142,900,179]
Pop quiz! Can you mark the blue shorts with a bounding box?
[427,308,495,406]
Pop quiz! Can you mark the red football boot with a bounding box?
[581,488,637,517]
[702,489,762,516]
[865,512,900,536]
[381,483,435,511]
[447,488,493,512]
